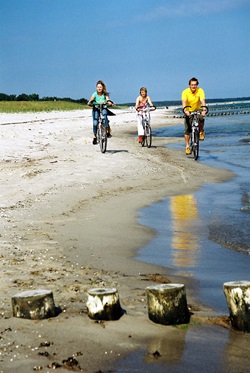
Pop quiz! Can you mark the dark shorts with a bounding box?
[184,114,205,135]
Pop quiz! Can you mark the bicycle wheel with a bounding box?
[97,126,101,145]
[193,130,199,160]
[99,121,107,153]
[141,120,146,147]
[145,124,152,148]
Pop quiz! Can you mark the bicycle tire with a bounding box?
[100,138,107,153]
[98,121,107,153]
[193,130,199,160]
[97,127,101,145]
[141,119,146,147]
[145,124,152,148]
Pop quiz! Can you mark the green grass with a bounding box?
[0,101,89,113]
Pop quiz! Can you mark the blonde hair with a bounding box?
[140,86,147,95]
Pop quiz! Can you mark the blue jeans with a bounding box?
[92,108,109,135]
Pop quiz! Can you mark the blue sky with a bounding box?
[1,0,250,103]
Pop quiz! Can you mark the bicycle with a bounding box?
[89,100,114,153]
[136,105,156,148]
[183,105,208,160]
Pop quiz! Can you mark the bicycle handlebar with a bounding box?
[136,105,156,112]
[88,99,114,108]
[182,105,208,114]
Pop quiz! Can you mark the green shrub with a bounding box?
[0,101,89,113]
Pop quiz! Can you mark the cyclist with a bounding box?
[88,80,114,145]
[182,77,206,155]
[135,87,155,143]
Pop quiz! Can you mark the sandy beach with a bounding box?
[1,108,246,373]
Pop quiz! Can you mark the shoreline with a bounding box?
[0,109,236,372]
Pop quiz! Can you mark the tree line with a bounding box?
[0,92,88,104]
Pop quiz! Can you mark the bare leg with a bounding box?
[185,134,190,148]
[184,134,191,154]
[199,119,205,140]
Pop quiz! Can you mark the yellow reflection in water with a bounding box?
[170,194,200,267]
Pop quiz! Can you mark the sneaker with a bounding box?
[92,137,97,145]
[138,135,143,143]
[186,146,191,155]
[199,131,205,141]
[107,132,112,138]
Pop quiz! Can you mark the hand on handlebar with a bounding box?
[182,106,191,116]
[136,105,156,112]
[107,100,115,106]
[88,99,115,107]
[183,105,208,116]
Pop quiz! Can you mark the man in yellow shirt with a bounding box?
[182,77,206,155]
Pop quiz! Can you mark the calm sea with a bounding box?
[136,103,250,313]
[112,103,250,372]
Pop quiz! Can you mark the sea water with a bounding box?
[112,105,250,372]
[136,109,250,313]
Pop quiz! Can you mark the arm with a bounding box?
[135,96,140,110]
[87,94,95,106]
[201,98,206,116]
[182,98,190,116]
[106,95,115,106]
[147,96,155,109]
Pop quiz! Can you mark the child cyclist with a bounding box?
[88,80,115,145]
[135,87,155,143]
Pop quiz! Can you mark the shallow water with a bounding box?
[113,112,250,372]
[113,325,246,373]
[136,114,250,313]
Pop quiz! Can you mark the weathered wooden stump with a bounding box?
[86,287,123,321]
[12,289,56,320]
[223,281,250,332]
[146,284,189,325]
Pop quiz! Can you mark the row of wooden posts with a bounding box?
[166,110,250,118]
[11,280,250,333]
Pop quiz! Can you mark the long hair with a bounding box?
[96,80,108,95]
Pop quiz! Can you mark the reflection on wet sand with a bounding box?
[224,329,250,371]
[170,195,200,267]
[144,329,187,364]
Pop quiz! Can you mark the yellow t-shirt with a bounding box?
[182,87,205,112]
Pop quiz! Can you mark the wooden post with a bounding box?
[12,289,56,320]
[146,284,189,325]
[86,287,123,321]
[223,281,250,332]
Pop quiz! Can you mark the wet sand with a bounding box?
[1,108,247,373]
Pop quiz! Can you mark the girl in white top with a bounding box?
[135,87,154,143]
